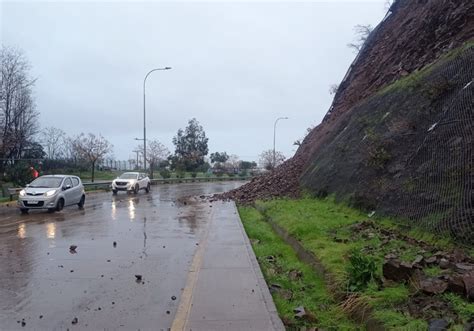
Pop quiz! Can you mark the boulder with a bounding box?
[420,278,448,295]
[462,274,474,302]
[446,274,466,296]
[383,259,414,282]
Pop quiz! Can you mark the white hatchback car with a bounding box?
[111,172,151,195]
[18,175,85,213]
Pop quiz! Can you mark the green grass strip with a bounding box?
[239,206,358,330]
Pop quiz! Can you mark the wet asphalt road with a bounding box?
[0,181,244,330]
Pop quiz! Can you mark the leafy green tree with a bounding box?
[172,118,209,172]
[210,152,229,163]
[240,161,257,170]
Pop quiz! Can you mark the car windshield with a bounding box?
[29,177,63,188]
[119,173,138,179]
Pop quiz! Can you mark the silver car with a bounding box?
[111,172,151,195]
[17,175,85,213]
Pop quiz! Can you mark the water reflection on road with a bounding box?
[0,181,244,330]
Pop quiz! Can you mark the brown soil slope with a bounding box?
[219,0,474,239]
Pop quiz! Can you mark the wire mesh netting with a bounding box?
[301,45,473,243]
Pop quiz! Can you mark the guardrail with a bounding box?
[82,176,252,191]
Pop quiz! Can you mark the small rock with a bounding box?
[69,245,77,252]
[39,315,43,319]
[425,256,438,265]
[113,241,117,247]
[293,306,306,319]
[439,258,450,269]
[135,275,143,281]
[166,311,170,314]
[456,263,474,273]
[171,296,176,301]
[385,253,398,260]
[413,255,424,266]
[70,270,74,273]
[72,317,78,325]
[420,278,448,295]
[428,319,449,331]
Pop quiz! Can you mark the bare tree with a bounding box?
[41,126,66,159]
[72,133,112,182]
[329,84,339,95]
[0,46,39,171]
[139,139,170,178]
[293,125,314,146]
[347,24,374,53]
[223,154,240,174]
[259,149,285,171]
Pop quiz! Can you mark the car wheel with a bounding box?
[20,208,29,214]
[78,195,85,209]
[56,198,64,212]
[134,184,139,194]
[145,183,150,193]
[112,190,117,195]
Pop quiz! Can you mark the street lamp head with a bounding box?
[164,67,172,70]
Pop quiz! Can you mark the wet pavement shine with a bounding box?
[0,181,244,330]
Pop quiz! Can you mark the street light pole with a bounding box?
[273,116,288,169]
[143,67,171,172]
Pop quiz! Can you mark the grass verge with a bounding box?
[239,206,358,330]
[242,197,473,330]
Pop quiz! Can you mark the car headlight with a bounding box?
[44,190,57,197]
[19,189,26,197]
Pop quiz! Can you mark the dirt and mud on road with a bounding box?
[0,181,244,330]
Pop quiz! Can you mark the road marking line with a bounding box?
[171,203,215,331]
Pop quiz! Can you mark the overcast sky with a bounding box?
[1,1,387,162]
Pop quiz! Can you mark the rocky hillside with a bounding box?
[219,0,474,242]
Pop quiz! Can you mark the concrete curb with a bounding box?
[230,202,285,331]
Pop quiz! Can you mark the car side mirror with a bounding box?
[63,184,72,190]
